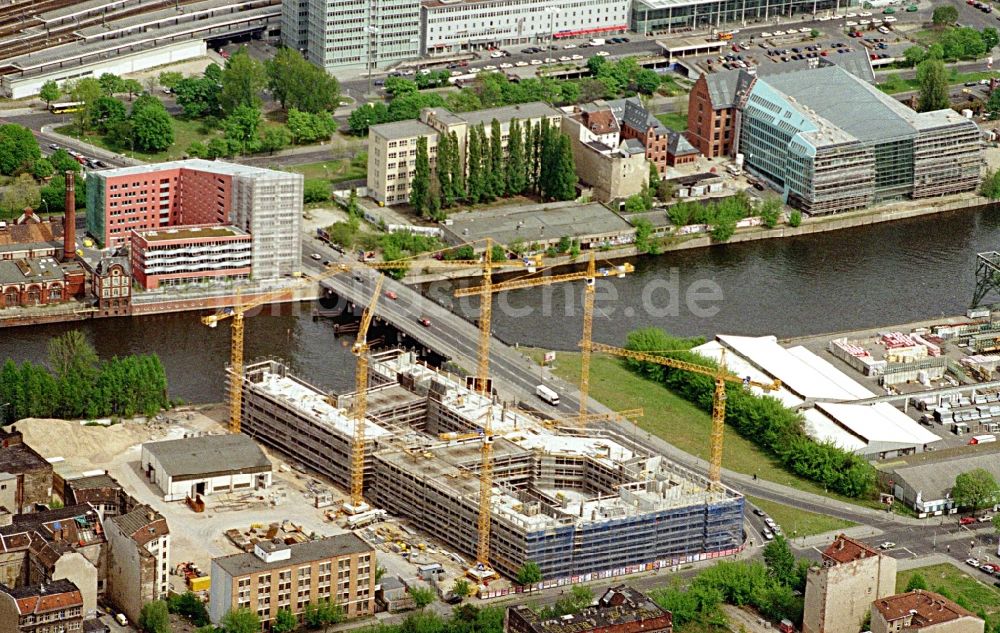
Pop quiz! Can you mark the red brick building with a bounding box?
[615,98,699,175]
[686,71,755,158]
[507,586,672,633]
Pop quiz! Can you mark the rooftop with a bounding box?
[0,258,66,285]
[873,590,978,627]
[141,434,271,479]
[459,101,561,127]
[1,579,83,615]
[511,585,670,633]
[877,442,1000,502]
[806,401,941,452]
[0,431,53,475]
[110,505,169,547]
[369,118,438,140]
[137,225,248,242]
[822,533,880,565]
[443,200,633,246]
[94,159,293,180]
[0,218,64,253]
[213,533,372,577]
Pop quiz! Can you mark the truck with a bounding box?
[589,38,606,46]
[536,384,560,406]
[970,434,997,445]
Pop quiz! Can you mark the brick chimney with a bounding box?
[63,171,75,261]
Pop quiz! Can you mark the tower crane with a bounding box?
[345,274,384,515]
[587,342,780,487]
[454,251,635,415]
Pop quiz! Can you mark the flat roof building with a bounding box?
[139,435,272,502]
[209,534,376,626]
[86,159,302,282]
[871,590,983,633]
[876,442,1000,516]
[631,0,853,37]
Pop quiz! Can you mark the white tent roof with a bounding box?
[815,402,942,447]
[716,334,875,401]
[802,408,869,452]
[692,340,804,408]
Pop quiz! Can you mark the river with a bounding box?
[1,205,998,403]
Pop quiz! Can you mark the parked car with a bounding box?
[967,558,981,568]
[879,541,896,549]
[980,514,994,522]
[960,516,977,525]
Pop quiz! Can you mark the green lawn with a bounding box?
[879,70,999,94]
[528,349,878,504]
[57,117,222,162]
[897,564,1000,615]
[656,112,688,131]
[746,495,856,538]
[286,157,367,183]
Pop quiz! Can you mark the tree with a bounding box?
[656,178,674,202]
[258,126,290,154]
[122,79,144,101]
[410,586,436,609]
[32,158,53,180]
[92,96,128,134]
[547,134,577,201]
[49,149,79,175]
[903,46,928,67]
[304,179,331,203]
[266,48,341,113]
[759,194,783,228]
[984,27,1000,52]
[166,592,209,626]
[174,72,221,119]
[635,69,661,95]
[348,103,389,135]
[449,131,465,202]
[158,71,184,90]
[1,174,41,217]
[953,468,1000,514]
[39,80,60,106]
[466,125,484,203]
[139,600,171,633]
[272,608,297,633]
[905,573,929,592]
[0,124,41,175]
[917,59,949,112]
[436,130,455,207]
[98,73,126,96]
[452,578,472,598]
[69,78,103,132]
[489,118,505,198]
[131,102,174,152]
[788,210,803,227]
[287,109,337,144]
[221,608,260,633]
[410,136,431,215]
[220,48,266,114]
[516,561,542,585]
[385,76,419,97]
[507,118,526,196]
[763,536,796,586]
[932,4,958,25]
[222,105,262,154]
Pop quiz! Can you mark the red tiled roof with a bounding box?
[822,534,880,564]
[10,581,83,615]
[0,220,63,248]
[873,590,978,628]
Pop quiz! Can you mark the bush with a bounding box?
[303,179,331,203]
[623,328,876,497]
[788,210,803,227]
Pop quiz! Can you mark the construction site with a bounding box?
[237,351,744,582]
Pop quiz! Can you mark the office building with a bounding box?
[87,160,302,282]
[689,66,982,215]
[508,586,673,633]
[140,435,272,502]
[871,590,984,633]
[235,350,745,582]
[106,506,170,625]
[803,534,897,633]
[281,0,420,73]
[631,0,854,35]
[420,0,628,55]
[0,579,84,633]
[367,102,562,205]
[208,535,376,626]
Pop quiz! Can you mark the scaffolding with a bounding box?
[973,251,1000,309]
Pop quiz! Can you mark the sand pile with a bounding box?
[14,418,153,467]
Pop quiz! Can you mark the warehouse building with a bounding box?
[687,66,982,214]
[876,442,1000,516]
[139,435,272,502]
[236,350,745,582]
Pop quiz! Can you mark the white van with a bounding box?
[536,385,560,406]
[115,613,129,627]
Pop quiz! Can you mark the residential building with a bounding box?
[0,579,84,633]
[0,428,54,515]
[0,504,107,617]
[631,0,854,36]
[420,0,628,55]
[208,534,376,627]
[130,224,253,290]
[140,435,272,503]
[59,473,132,522]
[282,0,420,73]
[803,534,897,633]
[106,505,169,625]
[86,160,302,281]
[560,105,649,203]
[507,586,672,633]
[689,65,982,215]
[367,102,562,206]
[613,97,696,174]
[871,590,984,633]
[90,255,131,318]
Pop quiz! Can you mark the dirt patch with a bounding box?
[14,418,154,467]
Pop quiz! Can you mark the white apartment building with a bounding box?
[420,0,629,55]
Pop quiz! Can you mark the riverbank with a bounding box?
[406,193,996,284]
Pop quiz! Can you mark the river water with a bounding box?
[2,205,998,403]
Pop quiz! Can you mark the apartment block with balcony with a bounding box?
[130,225,252,290]
[209,535,375,629]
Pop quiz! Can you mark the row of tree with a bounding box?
[410,117,577,217]
[0,331,169,422]
[622,328,876,497]
[904,26,998,66]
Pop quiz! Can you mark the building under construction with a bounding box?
[237,351,743,580]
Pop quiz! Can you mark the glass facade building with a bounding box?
[631,0,855,35]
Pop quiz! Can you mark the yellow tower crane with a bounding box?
[454,251,635,415]
[344,274,384,515]
[587,342,780,486]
